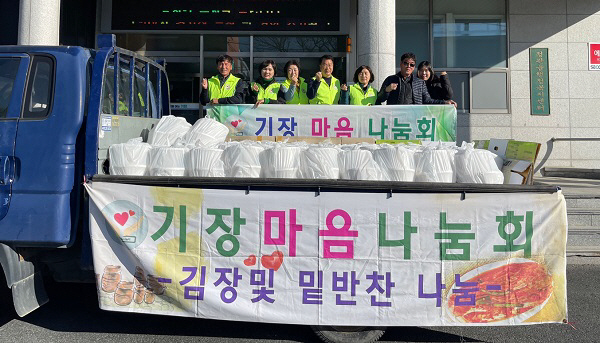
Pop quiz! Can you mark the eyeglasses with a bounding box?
[402,61,416,68]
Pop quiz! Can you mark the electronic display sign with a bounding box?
[111,0,340,31]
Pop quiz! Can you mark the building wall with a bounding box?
[461,0,600,170]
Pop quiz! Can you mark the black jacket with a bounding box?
[377,73,445,105]
[426,74,453,101]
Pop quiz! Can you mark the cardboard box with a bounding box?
[274,136,342,144]
[479,139,541,185]
[340,137,376,145]
[226,136,276,142]
[501,159,533,185]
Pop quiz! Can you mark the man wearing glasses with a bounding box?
[377,52,456,106]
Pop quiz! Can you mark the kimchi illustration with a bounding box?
[447,260,553,323]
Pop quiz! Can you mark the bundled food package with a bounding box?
[414,146,456,183]
[455,143,504,184]
[261,144,303,179]
[181,117,229,148]
[339,148,386,181]
[185,147,225,177]
[222,142,264,178]
[109,138,152,176]
[372,145,416,181]
[147,147,187,176]
[300,145,340,179]
[147,115,192,147]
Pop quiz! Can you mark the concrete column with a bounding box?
[18,0,61,45]
[357,0,396,89]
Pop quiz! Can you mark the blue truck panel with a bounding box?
[0,37,168,247]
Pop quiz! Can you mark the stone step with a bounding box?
[567,226,600,256]
[567,207,600,227]
[565,196,600,209]
[542,167,600,180]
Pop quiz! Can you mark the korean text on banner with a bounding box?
[85,182,567,326]
[206,104,457,142]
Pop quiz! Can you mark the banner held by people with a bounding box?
[207,104,457,142]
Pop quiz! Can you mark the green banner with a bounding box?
[206,104,457,142]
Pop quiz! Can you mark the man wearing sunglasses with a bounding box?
[377,52,456,107]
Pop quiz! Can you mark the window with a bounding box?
[254,36,345,53]
[253,57,346,84]
[396,0,508,112]
[433,0,507,68]
[203,57,251,81]
[23,56,54,119]
[204,35,251,52]
[396,0,430,67]
[102,56,159,117]
[0,58,20,118]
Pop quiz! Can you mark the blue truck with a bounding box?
[0,34,169,316]
[0,35,565,343]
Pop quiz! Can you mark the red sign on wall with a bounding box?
[590,43,600,70]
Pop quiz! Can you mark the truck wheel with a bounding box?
[311,325,386,343]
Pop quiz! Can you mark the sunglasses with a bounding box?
[402,61,416,68]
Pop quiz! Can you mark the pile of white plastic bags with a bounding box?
[109,116,504,184]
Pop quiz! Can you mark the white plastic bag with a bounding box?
[373,145,415,181]
[222,142,264,178]
[182,117,229,148]
[147,147,187,176]
[108,138,152,176]
[414,146,456,183]
[455,143,504,184]
[262,145,302,179]
[185,147,225,177]
[339,149,386,181]
[147,115,192,147]
[300,145,340,179]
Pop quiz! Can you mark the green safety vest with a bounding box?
[208,74,241,100]
[252,80,281,102]
[118,100,128,114]
[309,76,341,105]
[348,83,377,106]
[282,77,309,104]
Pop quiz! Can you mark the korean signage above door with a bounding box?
[589,43,600,71]
[109,0,340,32]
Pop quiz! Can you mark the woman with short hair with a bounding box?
[278,60,309,104]
[248,60,284,106]
[340,65,377,105]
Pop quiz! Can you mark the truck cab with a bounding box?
[0,34,169,316]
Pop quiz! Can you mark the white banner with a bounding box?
[86,182,567,326]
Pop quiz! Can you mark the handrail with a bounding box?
[551,137,600,142]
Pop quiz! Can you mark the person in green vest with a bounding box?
[340,65,377,105]
[277,60,309,104]
[307,55,347,105]
[200,54,245,105]
[117,92,128,114]
[247,60,284,106]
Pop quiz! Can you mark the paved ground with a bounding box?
[0,257,597,343]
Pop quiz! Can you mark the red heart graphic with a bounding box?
[129,210,135,216]
[244,255,257,266]
[261,251,284,271]
[231,121,239,128]
[237,119,242,123]
[114,212,129,226]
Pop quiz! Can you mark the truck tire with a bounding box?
[311,325,386,343]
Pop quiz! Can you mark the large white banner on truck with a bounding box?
[86,182,567,326]
[206,104,457,142]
